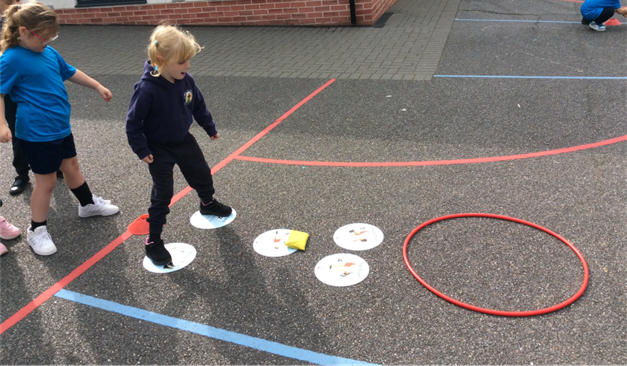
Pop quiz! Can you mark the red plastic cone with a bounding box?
[605,18,621,26]
[128,214,150,235]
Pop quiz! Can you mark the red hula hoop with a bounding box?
[403,213,589,316]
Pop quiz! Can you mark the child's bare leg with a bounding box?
[31,172,57,222]
[60,156,119,217]
[28,172,58,256]
[59,156,85,189]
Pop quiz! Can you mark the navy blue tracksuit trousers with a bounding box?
[5,94,30,178]
[147,132,215,236]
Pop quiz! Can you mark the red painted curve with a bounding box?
[235,134,627,167]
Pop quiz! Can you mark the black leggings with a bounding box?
[583,7,615,24]
[4,94,30,178]
[146,133,216,235]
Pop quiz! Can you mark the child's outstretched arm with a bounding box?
[68,69,113,102]
[617,6,627,16]
[0,96,11,143]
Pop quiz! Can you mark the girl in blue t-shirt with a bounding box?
[1,0,33,197]
[0,2,119,256]
[580,0,627,31]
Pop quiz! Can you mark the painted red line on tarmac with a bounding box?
[0,79,335,335]
[169,186,194,207]
[168,78,335,207]
[0,231,133,334]
[235,134,627,167]
[209,79,337,173]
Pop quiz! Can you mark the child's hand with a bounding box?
[142,154,154,164]
[618,6,627,16]
[210,133,220,141]
[0,125,11,143]
[98,86,113,102]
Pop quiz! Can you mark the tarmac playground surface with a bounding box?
[1,0,626,364]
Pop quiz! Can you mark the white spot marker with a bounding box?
[315,253,370,287]
[143,243,196,273]
[253,229,297,257]
[333,223,384,251]
[190,209,237,229]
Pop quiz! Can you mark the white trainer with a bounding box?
[589,21,606,31]
[78,195,120,218]
[27,226,57,256]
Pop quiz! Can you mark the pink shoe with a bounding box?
[0,243,7,256]
[0,217,21,240]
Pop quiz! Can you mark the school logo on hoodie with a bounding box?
[184,90,193,105]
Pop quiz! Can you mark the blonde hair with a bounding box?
[1,1,58,51]
[148,24,201,77]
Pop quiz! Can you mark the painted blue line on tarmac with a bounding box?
[55,289,377,366]
[456,18,581,23]
[434,75,627,79]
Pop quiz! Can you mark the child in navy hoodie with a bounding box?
[126,24,232,266]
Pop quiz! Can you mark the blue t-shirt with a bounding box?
[0,46,76,142]
[581,0,622,19]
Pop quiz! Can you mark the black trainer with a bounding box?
[200,199,232,217]
[9,176,29,196]
[145,238,172,266]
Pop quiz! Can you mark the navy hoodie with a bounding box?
[126,60,218,160]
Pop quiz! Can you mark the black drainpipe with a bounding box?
[349,0,356,25]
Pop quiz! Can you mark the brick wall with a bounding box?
[56,0,398,26]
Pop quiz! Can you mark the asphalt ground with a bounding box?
[1,0,626,364]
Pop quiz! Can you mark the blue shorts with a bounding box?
[16,134,77,175]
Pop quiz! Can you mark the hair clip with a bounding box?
[17,4,21,9]
[154,40,158,45]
